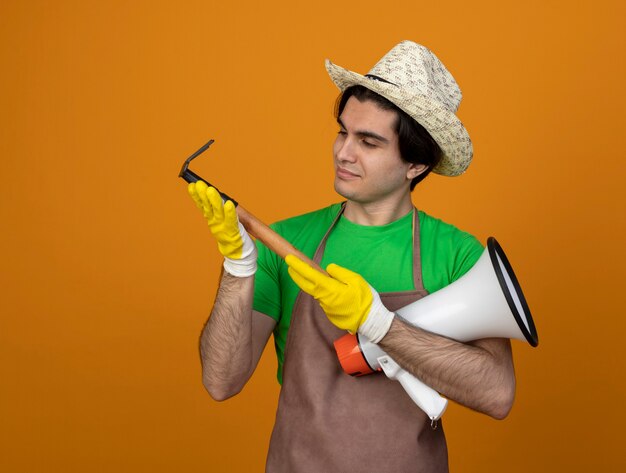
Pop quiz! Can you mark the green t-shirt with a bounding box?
[253,203,484,383]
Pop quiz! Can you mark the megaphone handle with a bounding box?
[377,355,448,423]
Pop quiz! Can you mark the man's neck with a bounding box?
[343,196,414,226]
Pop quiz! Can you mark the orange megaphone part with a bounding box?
[333,333,377,377]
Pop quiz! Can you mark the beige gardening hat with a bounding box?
[326,40,472,176]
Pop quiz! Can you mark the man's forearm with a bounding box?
[200,271,255,401]
[379,317,516,419]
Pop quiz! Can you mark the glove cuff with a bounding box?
[223,257,257,277]
[358,288,395,343]
[223,226,257,277]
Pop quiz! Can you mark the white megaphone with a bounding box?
[334,237,538,422]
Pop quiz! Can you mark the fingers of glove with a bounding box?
[222,199,241,234]
[187,182,200,207]
[193,180,208,193]
[216,201,246,259]
[192,184,215,219]
[326,263,374,316]
[188,182,206,210]
[287,266,319,296]
[205,186,225,223]
[194,183,217,221]
[285,255,338,295]
[326,263,365,286]
[285,255,319,288]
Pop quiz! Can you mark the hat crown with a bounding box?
[368,41,462,112]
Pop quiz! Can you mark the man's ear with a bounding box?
[407,163,428,180]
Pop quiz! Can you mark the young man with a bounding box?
[189,41,515,472]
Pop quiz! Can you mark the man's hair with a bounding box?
[334,85,442,190]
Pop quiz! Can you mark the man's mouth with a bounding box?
[336,167,360,180]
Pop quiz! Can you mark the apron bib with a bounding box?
[266,207,448,473]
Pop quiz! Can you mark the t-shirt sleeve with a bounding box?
[450,234,485,282]
[252,232,282,321]
[419,211,486,293]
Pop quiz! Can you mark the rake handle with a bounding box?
[236,205,327,276]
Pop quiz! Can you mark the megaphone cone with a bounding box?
[333,237,538,420]
[393,237,537,345]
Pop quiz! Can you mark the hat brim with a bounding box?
[326,59,472,177]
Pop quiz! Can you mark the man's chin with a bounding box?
[334,184,372,205]
[334,180,355,200]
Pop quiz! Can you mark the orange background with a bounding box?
[1,1,624,471]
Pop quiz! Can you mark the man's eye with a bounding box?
[337,130,347,136]
[361,140,376,148]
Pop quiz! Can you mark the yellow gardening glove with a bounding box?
[188,181,257,277]
[285,255,395,343]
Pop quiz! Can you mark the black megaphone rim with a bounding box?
[487,237,539,347]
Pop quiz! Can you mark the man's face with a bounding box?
[333,96,423,205]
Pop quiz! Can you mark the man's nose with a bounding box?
[336,136,357,163]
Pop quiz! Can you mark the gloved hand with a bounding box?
[188,181,257,277]
[285,255,394,343]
